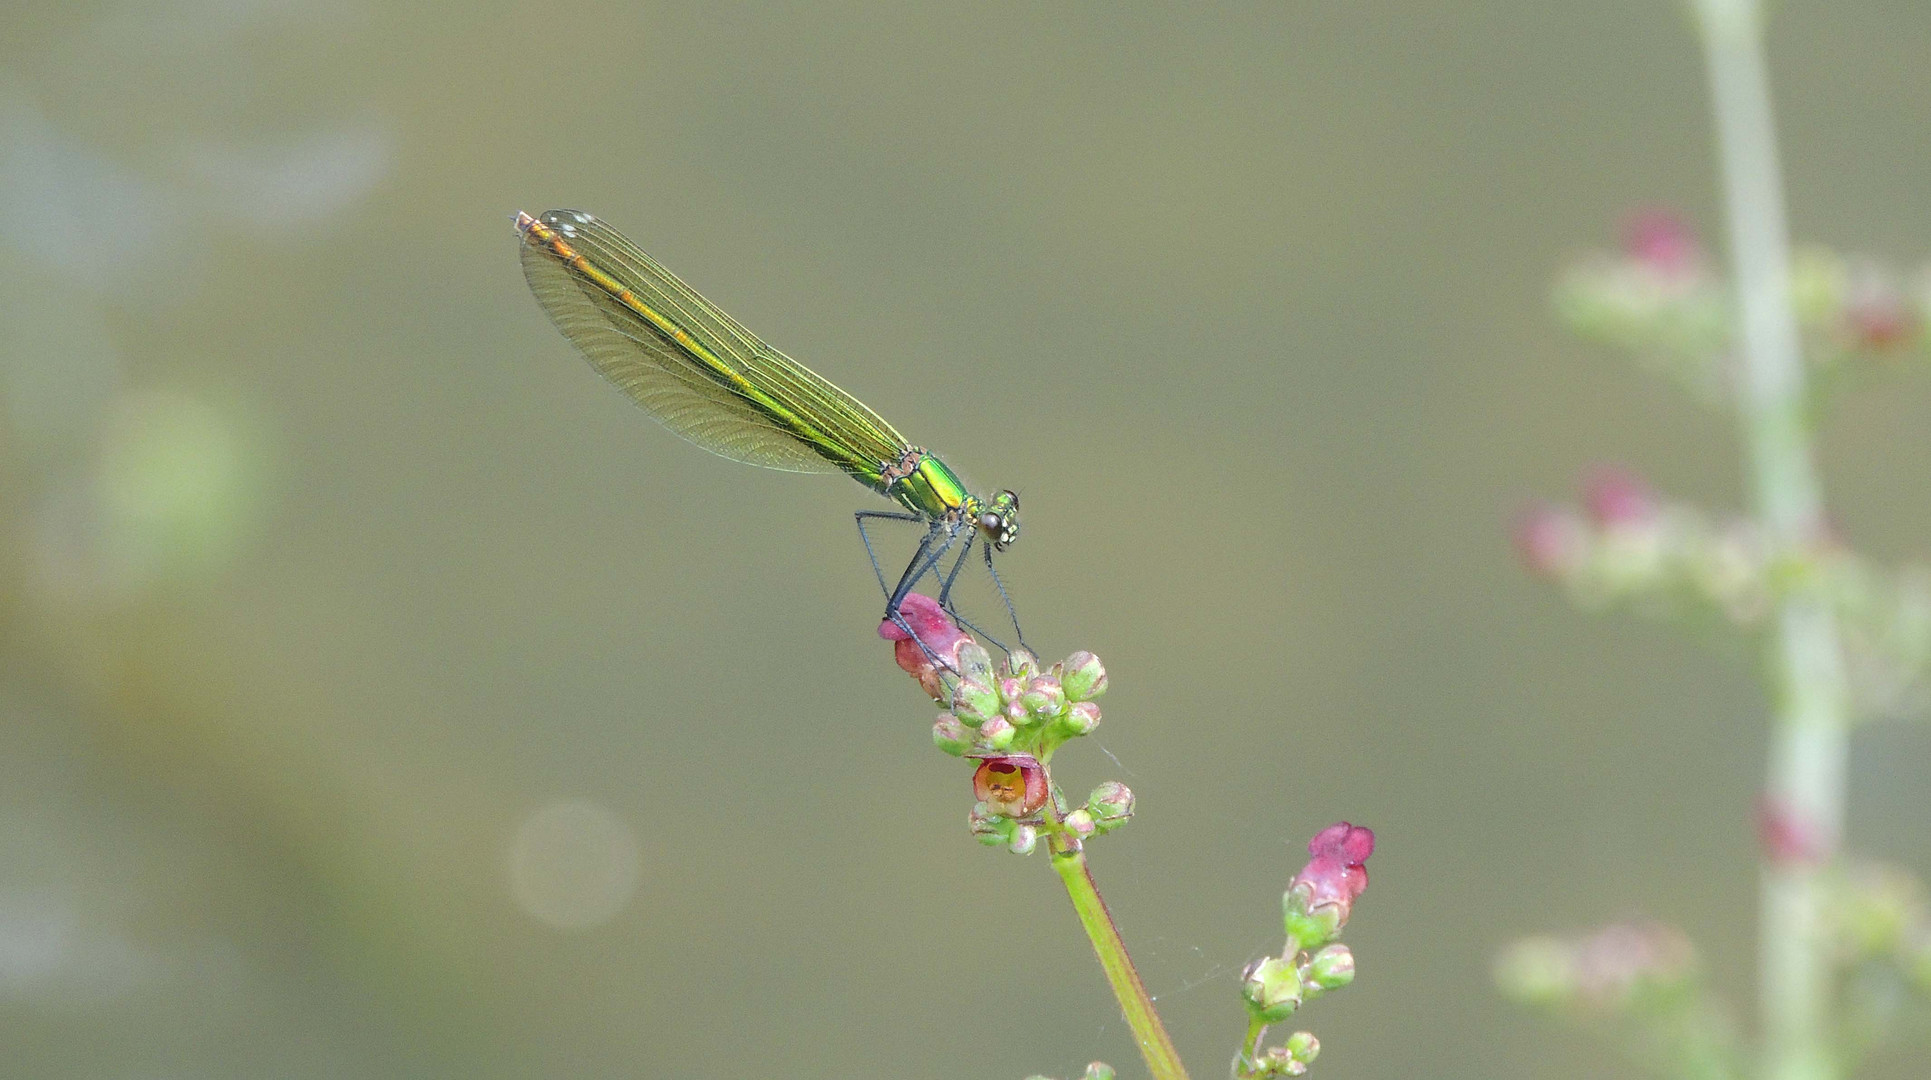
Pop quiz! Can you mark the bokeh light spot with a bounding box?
[507,800,642,931]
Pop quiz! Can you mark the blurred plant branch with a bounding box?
[1503,2,1931,1078]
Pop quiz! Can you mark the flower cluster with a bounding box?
[1495,921,1736,1079]
[1496,922,1700,1013]
[1518,468,1931,722]
[881,594,1130,855]
[1515,466,1772,626]
[1554,211,1931,404]
[1555,210,1731,399]
[1237,823,1374,1079]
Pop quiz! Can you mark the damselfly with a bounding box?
[515,209,1026,654]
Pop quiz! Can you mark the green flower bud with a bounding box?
[1009,824,1038,855]
[978,715,1016,751]
[1240,956,1303,1022]
[950,678,1000,725]
[1304,944,1355,992]
[1062,651,1108,701]
[933,715,972,756]
[1283,1031,1319,1066]
[1081,1064,1115,1080]
[956,641,994,685]
[1061,701,1102,736]
[1020,675,1066,720]
[1005,649,1039,679]
[1283,883,1344,950]
[968,804,1010,847]
[1087,781,1134,829]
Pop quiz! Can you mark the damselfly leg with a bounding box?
[855,509,1028,664]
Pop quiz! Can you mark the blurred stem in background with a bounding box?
[1694,2,1848,1078]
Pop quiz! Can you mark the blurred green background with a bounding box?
[4,2,1931,1078]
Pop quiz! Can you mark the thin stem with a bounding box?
[1238,1015,1269,1077]
[1690,3,1850,1080]
[1050,839,1191,1080]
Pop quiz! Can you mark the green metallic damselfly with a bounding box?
[515,209,1026,655]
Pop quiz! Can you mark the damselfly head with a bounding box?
[977,489,1020,551]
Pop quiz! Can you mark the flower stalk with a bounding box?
[1052,838,1191,1080]
[1690,3,1852,1079]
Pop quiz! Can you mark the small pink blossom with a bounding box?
[879,592,975,699]
[1582,465,1655,528]
[1621,209,1700,277]
[1756,795,1828,866]
[1843,268,1919,351]
[1514,502,1586,578]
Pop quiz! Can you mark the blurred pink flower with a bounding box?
[1514,502,1586,578]
[1621,209,1701,276]
[1756,795,1827,866]
[1582,465,1656,528]
[1843,267,1919,352]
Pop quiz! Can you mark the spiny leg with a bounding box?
[984,543,1030,653]
[938,529,976,610]
[933,530,1013,652]
[855,509,928,596]
[858,510,967,668]
[884,523,965,669]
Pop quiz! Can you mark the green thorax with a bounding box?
[882,448,977,522]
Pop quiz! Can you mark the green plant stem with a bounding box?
[1691,3,1850,1079]
[1239,1015,1268,1076]
[1050,839,1191,1080]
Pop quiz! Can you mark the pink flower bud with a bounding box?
[1290,822,1375,922]
[878,593,977,700]
[1065,809,1097,838]
[1064,700,1102,735]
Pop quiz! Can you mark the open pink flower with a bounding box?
[878,593,976,699]
[971,753,1049,817]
